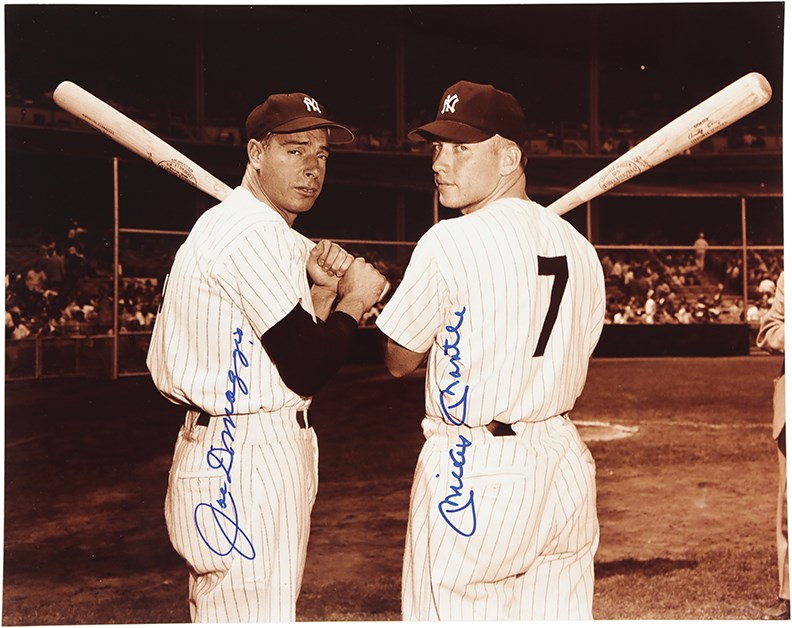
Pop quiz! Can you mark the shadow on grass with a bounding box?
[596,557,698,578]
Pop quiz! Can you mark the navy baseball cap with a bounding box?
[246,92,355,145]
[408,80,528,145]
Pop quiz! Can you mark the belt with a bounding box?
[484,420,516,437]
[196,409,310,429]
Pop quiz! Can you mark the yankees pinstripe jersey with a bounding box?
[378,196,605,621]
[147,185,320,622]
[377,196,606,428]
[147,186,313,415]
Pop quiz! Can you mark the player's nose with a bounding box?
[303,155,323,179]
[432,145,450,174]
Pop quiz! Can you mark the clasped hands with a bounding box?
[307,240,388,309]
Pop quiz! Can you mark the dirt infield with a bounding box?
[3,355,785,623]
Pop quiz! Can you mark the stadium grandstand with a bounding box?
[5,4,783,380]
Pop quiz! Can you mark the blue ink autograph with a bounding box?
[438,434,477,537]
[438,307,469,426]
[436,306,476,536]
[194,327,256,559]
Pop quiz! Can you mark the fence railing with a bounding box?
[5,331,151,382]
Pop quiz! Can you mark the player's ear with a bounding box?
[499,141,523,176]
[247,139,264,170]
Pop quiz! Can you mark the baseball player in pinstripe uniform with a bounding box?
[147,92,387,622]
[376,80,606,621]
[757,271,788,620]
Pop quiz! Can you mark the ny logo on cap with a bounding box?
[441,93,460,115]
[303,97,322,113]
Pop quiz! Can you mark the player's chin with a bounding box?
[290,189,322,212]
[437,188,464,210]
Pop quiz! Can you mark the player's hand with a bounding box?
[307,240,354,291]
[337,257,388,312]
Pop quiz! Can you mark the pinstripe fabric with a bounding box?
[165,409,318,622]
[147,186,314,418]
[403,418,597,620]
[147,186,318,622]
[376,198,605,620]
[377,198,605,428]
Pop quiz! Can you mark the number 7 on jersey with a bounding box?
[532,256,569,357]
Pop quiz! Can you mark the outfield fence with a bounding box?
[5,332,151,382]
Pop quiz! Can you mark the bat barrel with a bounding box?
[546,72,772,216]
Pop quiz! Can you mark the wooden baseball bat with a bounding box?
[52,80,390,299]
[546,72,772,215]
[53,80,234,202]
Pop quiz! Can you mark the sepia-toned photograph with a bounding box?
[4,2,786,623]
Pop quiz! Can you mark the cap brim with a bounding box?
[272,117,356,145]
[407,120,492,144]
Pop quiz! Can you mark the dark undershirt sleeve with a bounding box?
[261,302,359,397]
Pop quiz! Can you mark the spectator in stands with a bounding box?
[67,220,88,248]
[622,297,639,323]
[143,304,157,329]
[655,278,671,300]
[601,254,614,277]
[14,273,46,319]
[41,306,62,337]
[747,303,763,323]
[131,303,145,329]
[676,303,693,324]
[95,287,115,333]
[61,309,86,335]
[605,295,620,324]
[726,260,742,293]
[61,296,84,322]
[43,245,66,291]
[693,294,710,323]
[622,263,642,294]
[25,263,47,293]
[11,315,31,340]
[694,232,709,272]
[64,244,88,292]
[726,299,744,322]
[610,257,623,284]
[80,295,96,323]
[760,275,777,300]
[120,302,141,332]
[644,289,657,324]
[661,292,679,323]
[6,309,16,339]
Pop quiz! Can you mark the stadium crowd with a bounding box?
[5,225,162,341]
[6,229,783,342]
[600,249,783,325]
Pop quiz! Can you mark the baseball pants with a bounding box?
[776,425,789,600]
[402,415,598,621]
[165,407,318,622]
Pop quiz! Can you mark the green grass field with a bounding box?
[3,355,785,623]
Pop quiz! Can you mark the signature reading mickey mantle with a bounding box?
[194,327,256,559]
[437,307,477,537]
[439,307,470,426]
